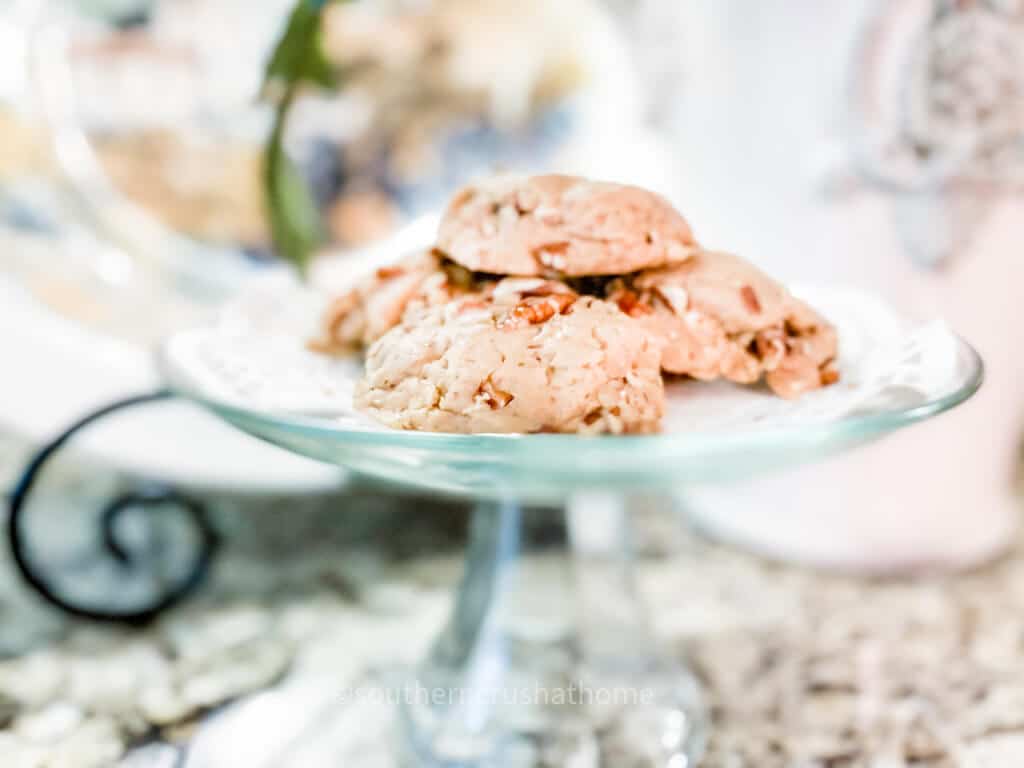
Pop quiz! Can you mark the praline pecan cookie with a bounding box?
[355,290,665,434]
[436,174,697,277]
[607,251,839,399]
[309,250,480,353]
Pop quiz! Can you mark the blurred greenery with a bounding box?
[262,0,346,274]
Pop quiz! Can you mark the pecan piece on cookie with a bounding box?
[501,294,578,328]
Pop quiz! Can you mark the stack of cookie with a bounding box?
[311,175,839,434]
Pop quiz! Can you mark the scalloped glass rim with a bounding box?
[157,335,983,498]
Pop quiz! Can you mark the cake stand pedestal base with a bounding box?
[400,494,707,767]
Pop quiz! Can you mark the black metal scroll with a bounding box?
[6,391,220,624]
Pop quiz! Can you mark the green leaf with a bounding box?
[265,114,324,274]
[262,0,350,272]
[263,0,338,93]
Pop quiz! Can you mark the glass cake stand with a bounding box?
[159,335,983,767]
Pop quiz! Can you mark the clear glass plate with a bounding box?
[158,332,982,500]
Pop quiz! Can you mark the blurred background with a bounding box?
[0,0,1021,765]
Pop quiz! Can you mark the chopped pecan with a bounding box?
[476,378,514,409]
[375,266,405,280]
[540,241,570,255]
[448,187,475,212]
[502,294,577,327]
[820,362,841,386]
[550,293,577,314]
[740,285,762,314]
[614,289,654,317]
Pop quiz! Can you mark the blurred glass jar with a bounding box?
[27,0,666,294]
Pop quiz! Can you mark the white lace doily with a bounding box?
[162,272,972,435]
